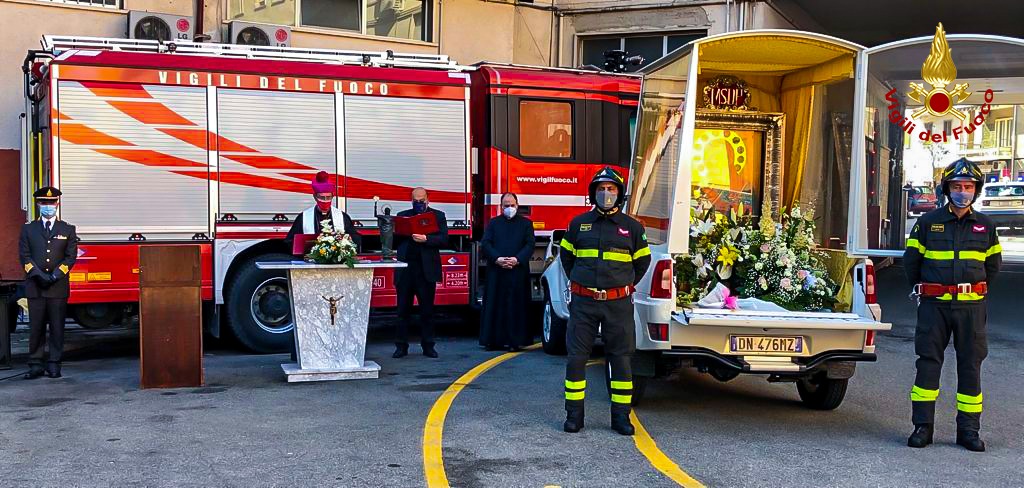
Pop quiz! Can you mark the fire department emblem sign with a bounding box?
[885,23,996,144]
[907,23,971,120]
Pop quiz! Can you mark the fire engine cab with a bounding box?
[13,36,640,352]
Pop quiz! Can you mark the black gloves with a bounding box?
[28,268,59,288]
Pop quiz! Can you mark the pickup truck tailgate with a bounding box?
[673,309,891,330]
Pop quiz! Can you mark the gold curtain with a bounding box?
[780,85,816,210]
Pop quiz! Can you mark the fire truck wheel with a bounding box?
[541,290,567,356]
[73,304,124,329]
[227,254,294,353]
[797,374,849,410]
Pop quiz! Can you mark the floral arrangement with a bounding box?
[676,200,838,312]
[305,219,359,267]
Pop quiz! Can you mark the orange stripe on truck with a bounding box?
[80,81,153,99]
[95,149,208,168]
[158,128,257,152]
[107,101,196,126]
[59,124,134,146]
[223,154,314,171]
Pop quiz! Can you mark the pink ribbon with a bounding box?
[722,288,738,310]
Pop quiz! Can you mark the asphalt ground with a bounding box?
[1,264,1022,487]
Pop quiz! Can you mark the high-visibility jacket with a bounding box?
[904,206,1002,301]
[560,208,651,289]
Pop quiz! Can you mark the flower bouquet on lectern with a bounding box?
[305,219,358,267]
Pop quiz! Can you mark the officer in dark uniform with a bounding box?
[904,158,1001,452]
[19,187,78,380]
[559,167,651,435]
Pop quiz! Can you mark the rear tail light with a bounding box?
[647,323,669,341]
[864,260,877,305]
[650,259,673,299]
[865,330,876,347]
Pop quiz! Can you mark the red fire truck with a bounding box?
[7,36,640,352]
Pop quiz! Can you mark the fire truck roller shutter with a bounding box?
[217,90,337,219]
[343,96,469,222]
[57,82,210,240]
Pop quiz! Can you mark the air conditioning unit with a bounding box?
[229,21,291,47]
[128,11,194,42]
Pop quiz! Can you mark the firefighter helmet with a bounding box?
[589,166,626,210]
[940,157,984,204]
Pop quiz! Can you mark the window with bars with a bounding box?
[229,0,430,41]
[579,32,706,72]
[39,0,120,8]
[996,118,1013,148]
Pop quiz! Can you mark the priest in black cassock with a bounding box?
[479,193,536,351]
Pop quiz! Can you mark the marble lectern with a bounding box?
[255,261,406,382]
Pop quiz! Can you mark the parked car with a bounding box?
[975,182,1024,231]
[908,185,938,215]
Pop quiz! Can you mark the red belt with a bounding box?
[915,282,988,297]
[570,282,632,301]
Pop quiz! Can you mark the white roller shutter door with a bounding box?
[217,89,336,218]
[344,96,468,222]
[56,81,209,240]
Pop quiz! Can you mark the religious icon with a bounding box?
[374,196,396,260]
[322,295,344,326]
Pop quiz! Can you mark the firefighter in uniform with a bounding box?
[904,158,1001,452]
[559,167,651,435]
[19,187,78,380]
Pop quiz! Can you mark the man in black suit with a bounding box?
[393,187,448,359]
[19,187,78,379]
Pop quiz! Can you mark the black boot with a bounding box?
[45,362,62,379]
[611,411,635,436]
[422,344,439,359]
[956,430,985,452]
[907,424,933,448]
[392,344,409,359]
[24,366,45,380]
[563,406,584,433]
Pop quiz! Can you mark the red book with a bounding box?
[292,233,317,256]
[394,212,440,236]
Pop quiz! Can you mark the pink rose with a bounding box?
[797,270,809,280]
[760,243,771,253]
[780,278,792,290]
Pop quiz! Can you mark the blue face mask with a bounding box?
[39,204,57,218]
[949,191,974,208]
[412,200,428,213]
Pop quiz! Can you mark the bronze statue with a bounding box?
[322,295,343,326]
[374,197,395,260]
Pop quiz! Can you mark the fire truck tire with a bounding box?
[73,304,124,329]
[796,375,848,410]
[541,290,567,356]
[227,254,295,353]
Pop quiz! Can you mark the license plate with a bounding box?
[991,200,1023,207]
[730,335,804,354]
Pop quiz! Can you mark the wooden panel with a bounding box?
[139,245,203,389]
[139,245,202,287]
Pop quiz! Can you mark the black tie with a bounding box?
[45,221,52,236]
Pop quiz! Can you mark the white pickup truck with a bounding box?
[539,30,891,410]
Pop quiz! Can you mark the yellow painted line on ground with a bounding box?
[579,361,703,487]
[630,410,705,487]
[423,343,541,488]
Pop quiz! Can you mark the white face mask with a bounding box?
[502,206,517,219]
